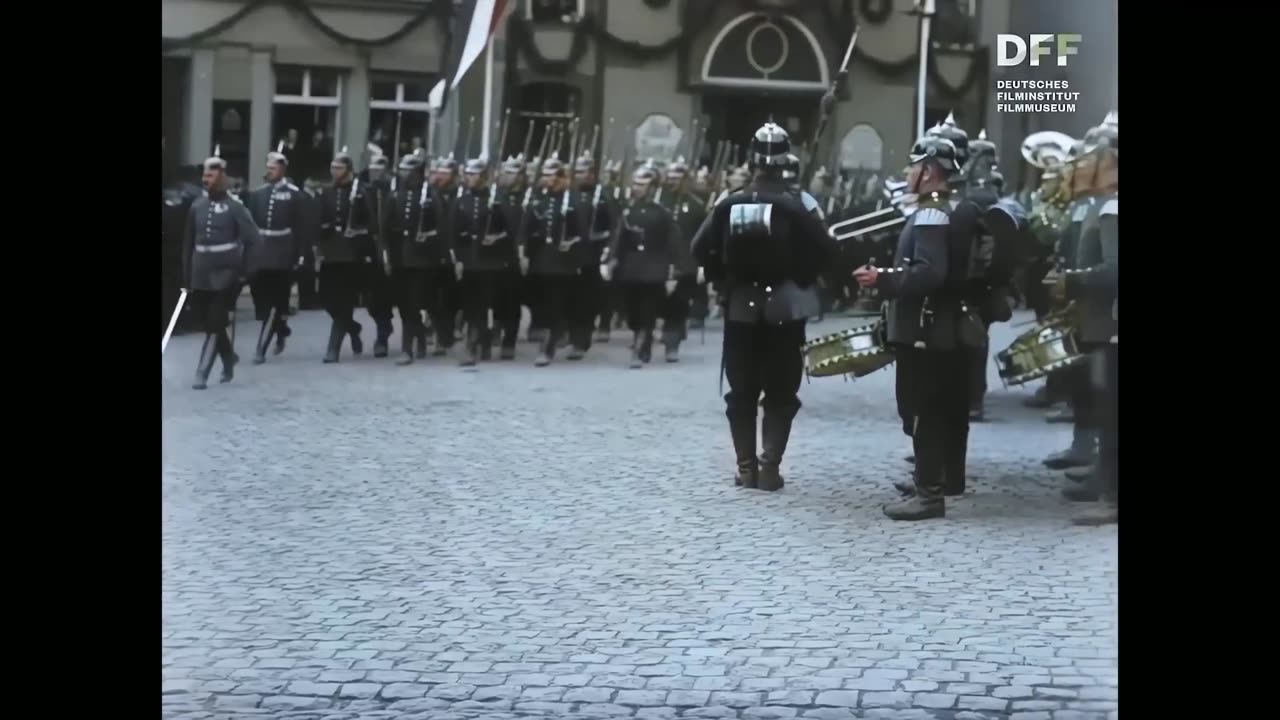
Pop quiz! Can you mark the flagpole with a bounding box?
[915,0,936,140]
[482,39,494,155]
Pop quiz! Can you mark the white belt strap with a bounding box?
[195,242,238,253]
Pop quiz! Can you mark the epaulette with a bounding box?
[285,183,299,192]
[914,207,950,226]
[1070,203,1090,222]
[1100,197,1117,216]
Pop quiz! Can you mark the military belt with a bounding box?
[195,242,239,253]
[261,228,293,237]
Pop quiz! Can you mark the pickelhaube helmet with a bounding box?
[267,141,288,167]
[369,154,389,171]
[666,156,688,181]
[908,135,960,173]
[398,151,425,172]
[433,153,459,174]
[333,145,353,167]
[464,158,486,175]
[632,160,659,186]
[540,152,564,176]
[926,112,969,164]
[968,129,997,160]
[574,151,595,173]
[500,154,525,176]
[749,122,790,168]
[695,165,710,184]
[204,144,226,171]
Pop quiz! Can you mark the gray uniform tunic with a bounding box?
[183,194,258,291]
[1068,193,1117,343]
[245,180,305,272]
[879,206,954,348]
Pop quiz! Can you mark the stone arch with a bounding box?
[701,12,830,91]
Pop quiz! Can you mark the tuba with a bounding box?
[1020,131,1075,171]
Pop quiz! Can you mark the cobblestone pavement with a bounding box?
[163,309,1117,720]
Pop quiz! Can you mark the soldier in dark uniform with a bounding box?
[594,159,625,343]
[294,180,323,311]
[955,128,1006,421]
[687,165,713,330]
[182,154,258,389]
[691,123,838,492]
[854,134,977,520]
[603,163,688,368]
[521,154,592,367]
[382,152,438,365]
[317,149,378,363]
[653,157,704,361]
[425,155,461,356]
[572,151,614,356]
[492,155,528,360]
[1062,114,1118,526]
[245,147,307,364]
[363,152,397,357]
[454,157,519,365]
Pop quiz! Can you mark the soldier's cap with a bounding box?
[632,163,659,186]
[574,151,595,172]
[927,114,969,156]
[666,155,688,179]
[398,153,425,171]
[501,155,525,174]
[909,135,960,172]
[433,153,459,172]
[204,144,226,171]
[750,122,790,166]
[267,141,288,167]
[968,129,998,159]
[464,158,486,175]
[333,146,354,166]
[541,153,564,176]
[369,155,389,170]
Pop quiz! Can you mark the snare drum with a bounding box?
[803,321,895,378]
[996,317,1087,386]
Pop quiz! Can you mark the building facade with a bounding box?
[165,1,1113,190]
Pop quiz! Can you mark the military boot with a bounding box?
[374,323,392,358]
[885,430,945,520]
[1046,405,1074,423]
[638,329,655,364]
[396,332,414,366]
[1023,385,1053,408]
[1072,500,1118,526]
[273,320,290,355]
[1044,427,1098,469]
[943,424,969,496]
[1064,466,1094,483]
[348,321,364,355]
[893,472,917,496]
[629,332,643,369]
[191,334,218,390]
[479,328,494,361]
[216,330,239,383]
[414,330,428,359]
[663,330,681,363]
[757,403,799,492]
[728,412,758,489]
[500,329,517,360]
[459,328,479,367]
[534,334,555,367]
[253,308,276,365]
[323,321,344,363]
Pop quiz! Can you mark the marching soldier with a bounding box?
[854,134,977,520]
[317,148,378,363]
[493,155,528,360]
[1062,113,1118,525]
[454,157,520,365]
[654,157,705,361]
[521,154,592,367]
[245,145,307,364]
[364,151,397,357]
[691,123,838,492]
[425,155,462,355]
[382,152,441,365]
[603,162,688,368]
[182,152,259,389]
[687,165,713,330]
[574,151,615,355]
[595,159,625,343]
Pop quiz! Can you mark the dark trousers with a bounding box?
[463,269,521,346]
[898,346,972,497]
[539,274,592,350]
[249,270,292,329]
[723,320,806,420]
[1068,345,1102,430]
[394,267,430,340]
[295,249,319,308]
[572,267,604,350]
[597,280,623,331]
[689,282,709,323]
[895,350,917,437]
[970,328,990,408]
[424,266,458,348]
[524,275,545,332]
[363,262,396,338]
[662,277,695,341]
[623,282,664,332]
[189,286,240,333]
[320,262,361,329]
[1093,344,1119,503]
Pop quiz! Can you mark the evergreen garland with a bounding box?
[162,0,450,51]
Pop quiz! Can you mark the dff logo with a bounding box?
[997,34,1081,67]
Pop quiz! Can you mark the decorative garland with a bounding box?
[162,0,450,50]
[507,13,697,75]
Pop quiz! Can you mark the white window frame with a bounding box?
[273,68,343,108]
[369,82,434,113]
[524,0,584,22]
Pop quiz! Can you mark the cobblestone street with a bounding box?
[162,309,1118,720]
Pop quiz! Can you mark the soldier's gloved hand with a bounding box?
[665,279,678,296]
[599,263,612,282]
[455,262,464,282]
[519,256,530,276]
[295,256,306,271]
[696,266,705,285]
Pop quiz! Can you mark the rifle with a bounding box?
[801,28,859,188]
[558,117,582,247]
[515,122,555,271]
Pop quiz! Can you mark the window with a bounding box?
[933,0,976,46]
[272,66,344,184]
[368,74,436,167]
[511,82,580,159]
[526,0,583,23]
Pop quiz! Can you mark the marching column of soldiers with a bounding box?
[168,108,1116,527]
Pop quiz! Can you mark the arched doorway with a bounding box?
[698,12,830,158]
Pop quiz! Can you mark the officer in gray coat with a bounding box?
[245,146,307,364]
[603,162,688,369]
[691,123,838,492]
[182,154,259,389]
[854,134,975,520]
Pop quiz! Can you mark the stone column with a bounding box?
[185,48,215,165]
[342,52,371,163]
[248,49,274,188]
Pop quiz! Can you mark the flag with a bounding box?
[429,0,510,112]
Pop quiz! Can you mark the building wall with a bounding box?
[601,0,690,155]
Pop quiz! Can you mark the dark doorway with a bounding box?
[700,90,819,168]
[162,57,189,187]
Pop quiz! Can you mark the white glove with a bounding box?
[519,256,530,276]
[664,279,678,296]
[454,261,464,282]
[696,266,705,284]
[600,263,612,282]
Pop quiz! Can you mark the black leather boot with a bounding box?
[460,328,479,367]
[479,328,493,361]
[191,334,218,390]
[1044,426,1097,469]
[885,426,945,520]
[662,330,681,363]
[323,321,343,363]
[944,422,969,496]
[639,329,654,363]
[396,332,414,366]
[414,330,427,359]
[534,334,554,367]
[629,332,643,369]
[374,323,391,358]
[273,320,290,355]
[253,308,275,365]
[757,403,799,492]
[348,321,364,355]
[728,412,758,489]
[216,330,238,383]
[1023,384,1053,408]
[500,329,517,360]
[893,473,916,495]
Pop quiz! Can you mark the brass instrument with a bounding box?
[826,179,917,241]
